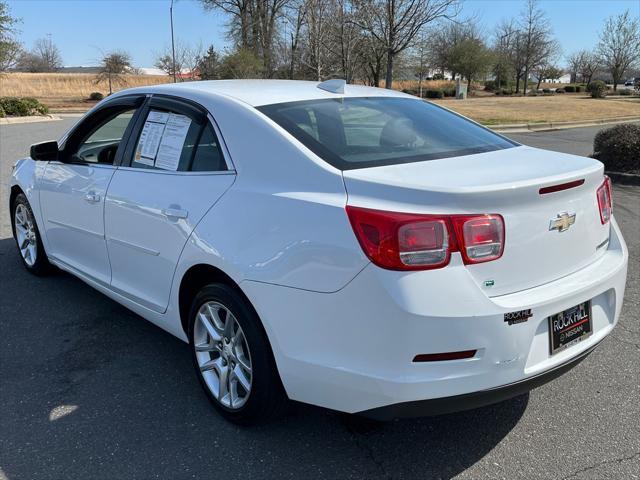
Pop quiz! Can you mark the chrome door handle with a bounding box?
[162,208,188,219]
[84,192,101,203]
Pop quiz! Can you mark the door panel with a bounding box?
[104,170,235,312]
[40,163,115,284]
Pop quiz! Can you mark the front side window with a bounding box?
[72,109,136,164]
[259,97,517,170]
[132,109,225,172]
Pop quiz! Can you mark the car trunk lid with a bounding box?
[342,146,610,297]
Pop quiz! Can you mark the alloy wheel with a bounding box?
[14,203,37,267]
[193,301,253,410]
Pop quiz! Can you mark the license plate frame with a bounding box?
[548,301,593,355]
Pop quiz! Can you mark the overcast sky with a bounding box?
[7,0,640,68]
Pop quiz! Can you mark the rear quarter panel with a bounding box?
[173,91,369,293]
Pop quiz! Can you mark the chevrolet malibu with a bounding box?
[9,80,628,424]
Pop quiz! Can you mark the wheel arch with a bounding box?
[177,263,286,390]
[178,264,260,339]
[9,185,24,211]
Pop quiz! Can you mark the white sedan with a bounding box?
[9,80,628,424]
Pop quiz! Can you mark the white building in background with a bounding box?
[531,73,572,84]
[138,67,167,76]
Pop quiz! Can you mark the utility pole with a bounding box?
[170,0,177,83]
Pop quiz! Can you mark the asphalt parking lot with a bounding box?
[1,118,638,480]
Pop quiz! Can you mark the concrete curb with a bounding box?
[0,114,61,125]
[607,171,640,186]
[491,116,640,133]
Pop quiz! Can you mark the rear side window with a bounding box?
[259,97,517,170]
[131,109,226,172]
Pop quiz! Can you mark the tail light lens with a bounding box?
[596,175,613,224]
[346,206,504,271]
[451,215,505,264]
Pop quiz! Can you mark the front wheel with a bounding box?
[188,283,287,425]
[11,193,52,275]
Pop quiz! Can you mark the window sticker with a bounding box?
[134,111,191,170]
[155,114,192,171]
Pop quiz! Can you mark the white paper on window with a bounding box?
[154,114,192,171]
[135,110,170,166]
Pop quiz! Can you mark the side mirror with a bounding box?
[30,141,59,161]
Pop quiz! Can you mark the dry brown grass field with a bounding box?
[1,73,638,123]
[433,95,640,124]
[0,73,173,110]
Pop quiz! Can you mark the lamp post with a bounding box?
[170,0,177,83]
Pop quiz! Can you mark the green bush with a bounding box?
[542,88,551,94]
[425,89,444,99]
[593,123,640,173]
[0,104,5,118]
[564,85,576,93]
[89,91,104,101]
[555,88,565,93]
[443,87,456,97]
[0,97,49,116]
[575,86,584,92]
[618,89,632,96]
[589,80,607,98]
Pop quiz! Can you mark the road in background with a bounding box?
[1,120,638,480]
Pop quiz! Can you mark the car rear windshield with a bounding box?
[258,97,517,170]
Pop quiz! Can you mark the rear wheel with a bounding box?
[11,193,51,275]
[188,283,287,425]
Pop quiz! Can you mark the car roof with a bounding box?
[131,79,412,107]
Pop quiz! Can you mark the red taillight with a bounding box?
[596,175,613,224]
[451,215,505,264]
[346,206,504,271]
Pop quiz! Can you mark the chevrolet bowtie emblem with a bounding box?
[549,212,576,232]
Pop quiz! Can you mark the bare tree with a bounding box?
[96,51,132,95]
[492,19,519,90]
[329,0,361,82]
[353,0,460,89]
[281,0,307,79]
[202,0,291,77]
[576,50,599,85]
[0,0,22,72]
[517,0,555,95]
[409,31,431,96]
[33,36,62,71]
[566,51,582,83]
[155,42,192,79]
[597,10,640,91]
[300,0,334,80]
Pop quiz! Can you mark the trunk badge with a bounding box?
[549,212,576,232]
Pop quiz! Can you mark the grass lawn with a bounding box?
[432,95,640,125]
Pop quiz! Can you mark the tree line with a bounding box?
[1,0,638,93]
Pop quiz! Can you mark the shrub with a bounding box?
[593,124,640,173]
[425,89,444,99]
[564,85,575,92]
[575,86,583,93]
[0,104,5,118]
[589,80,607,98]
[443,87,456,97]
[0,97,49,116]
[89,91,104,101]
[542,88,551,94]
[618,89,632,96]
[555,88,565,93]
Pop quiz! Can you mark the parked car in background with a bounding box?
[9,80,628,424]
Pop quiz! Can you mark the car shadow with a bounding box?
[0,237,527,480]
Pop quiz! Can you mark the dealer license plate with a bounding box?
[548,301,592,355]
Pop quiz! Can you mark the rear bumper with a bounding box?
[359,339,600,420]
[242,217,628,415]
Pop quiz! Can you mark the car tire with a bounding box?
[10,193,52,276]
[188,283,287,425]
